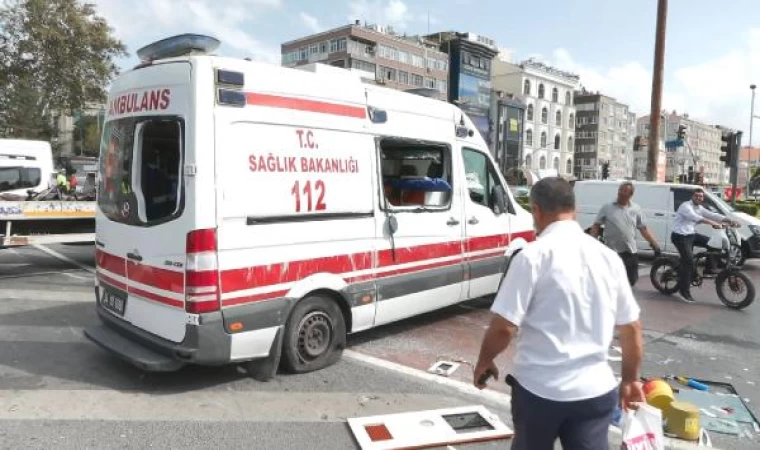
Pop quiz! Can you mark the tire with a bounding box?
[716,270,756,310]
[650,257,680,295]
[281,295,346,374]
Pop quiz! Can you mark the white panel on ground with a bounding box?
[347,405,512,450]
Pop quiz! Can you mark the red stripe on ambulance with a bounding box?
[245,92,367,119]
[127,261,184,294]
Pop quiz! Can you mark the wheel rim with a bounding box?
[296,311,333,361]
[720,275,748,305]
[654,265,678,291]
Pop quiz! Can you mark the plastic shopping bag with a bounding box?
[620,404,665,450]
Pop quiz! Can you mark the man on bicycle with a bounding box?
[672,188,735,302]
[591,181,661,286]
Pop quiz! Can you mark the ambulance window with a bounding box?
[134,120,183,223]
[379,140,452,210]
[97,117,183,226]
[462,148,510,214]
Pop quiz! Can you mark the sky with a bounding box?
[91,0,760,145]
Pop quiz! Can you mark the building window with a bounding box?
[568,136,574,152]
[310,44,319,55]
[399,51,409,64]
[566,91,571,104]
[299,47,307,60]
[526,129,533,146]
[552,87,559,103]
[425,77,436,89]
[541,107,548,124]
[525,154,532,169]
[412,74,423,86]
[524,79,531,95]
[553,157,559,170]
[566,158,572,174]
[398,71,409,85]
[538,84,545,99]
[554,134,561,150]
[352,59,376,73]
[540,155,547,169]
[556,111,562,126]
[569,113,575,128]
[436,79,447,93]
[540,132,547,148]
[320,42,328,54]
[527,104,534,121]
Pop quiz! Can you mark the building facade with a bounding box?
[573,90,636,180]
[491,57,579,178]
[636,111,727,184]
[423,31,498,146]
[491,93,526,179]
[281,22,449,101]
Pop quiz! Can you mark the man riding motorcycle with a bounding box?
[671,188,736,302]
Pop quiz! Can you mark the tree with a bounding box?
[73,113,103,156]
[0,0,126,145]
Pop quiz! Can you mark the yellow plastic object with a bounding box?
[665,401,701,441]
[643,379,675,411]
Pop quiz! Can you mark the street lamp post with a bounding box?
[751,84,757,169]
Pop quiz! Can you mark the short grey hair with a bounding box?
[619,181,635,193]
[530,177,575,214]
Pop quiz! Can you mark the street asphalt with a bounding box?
[0,244,758,449]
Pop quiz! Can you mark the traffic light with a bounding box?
[720,132,734,167]
[677,124,687,141]
[601,162,609,180]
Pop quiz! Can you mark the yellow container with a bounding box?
[665,401,701,441]
[643,379,675,411]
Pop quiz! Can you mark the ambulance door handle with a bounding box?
[447,217,460,226]
[127,252,143,262]
[468,217,480,225]
[654,213,665,217]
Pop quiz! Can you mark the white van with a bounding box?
[0,139,54,197]
[575,180,760,263]
[84,34,535,379]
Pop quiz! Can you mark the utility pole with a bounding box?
[646,0,668,181]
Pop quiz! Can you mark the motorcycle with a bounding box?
[650,224,755,310]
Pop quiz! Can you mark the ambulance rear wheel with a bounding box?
[281,295,346,374]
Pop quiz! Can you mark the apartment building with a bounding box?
[491,57,579,177]
[281,22,449,100]
[637,111,727,184]
[573,90,636,180]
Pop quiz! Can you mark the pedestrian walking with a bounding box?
[474,177,645,450]
[590,181,661,286]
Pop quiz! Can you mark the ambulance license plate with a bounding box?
[100,289,127,316]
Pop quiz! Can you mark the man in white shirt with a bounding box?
[473,177,644,450]
[671,188,734,302]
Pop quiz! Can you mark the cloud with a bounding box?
[91,0,282,65]
[299,12,322,33]
[546,32,760,138]
[348,0,411,29]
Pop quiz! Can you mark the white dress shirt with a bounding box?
[672,200,725,236]
[491,220,640,402]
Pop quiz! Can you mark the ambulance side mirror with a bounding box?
[387,215,398,235]
[494,186,509,215]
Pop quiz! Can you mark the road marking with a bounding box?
[0,289,93,302]
[32,245,96,274]
[0,390,466,422]
[63,272,92,281]
[0,325,87,343]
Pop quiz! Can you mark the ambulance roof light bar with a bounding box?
[136,34,221,63]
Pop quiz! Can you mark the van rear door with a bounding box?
[95,62,193,343]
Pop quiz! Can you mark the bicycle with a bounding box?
[650,224,755,310]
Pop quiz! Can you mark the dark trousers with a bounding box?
[618,251,639,286]
[508,375,617,450]
[670,232,713,294]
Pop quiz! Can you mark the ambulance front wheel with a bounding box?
[281,295,346,374]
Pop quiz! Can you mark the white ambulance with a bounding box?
[84,34,535,380]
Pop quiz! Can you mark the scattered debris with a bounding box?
[753,422,760,433]
[358,395,380,407]
[7,405,18,412]
[700,408,717,418]
[428,360,461,377]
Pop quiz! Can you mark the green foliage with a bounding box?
[73,114,103,156]
[0,0,127,142]
[734,203,759,217]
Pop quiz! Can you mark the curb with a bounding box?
[344,350,718,449]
